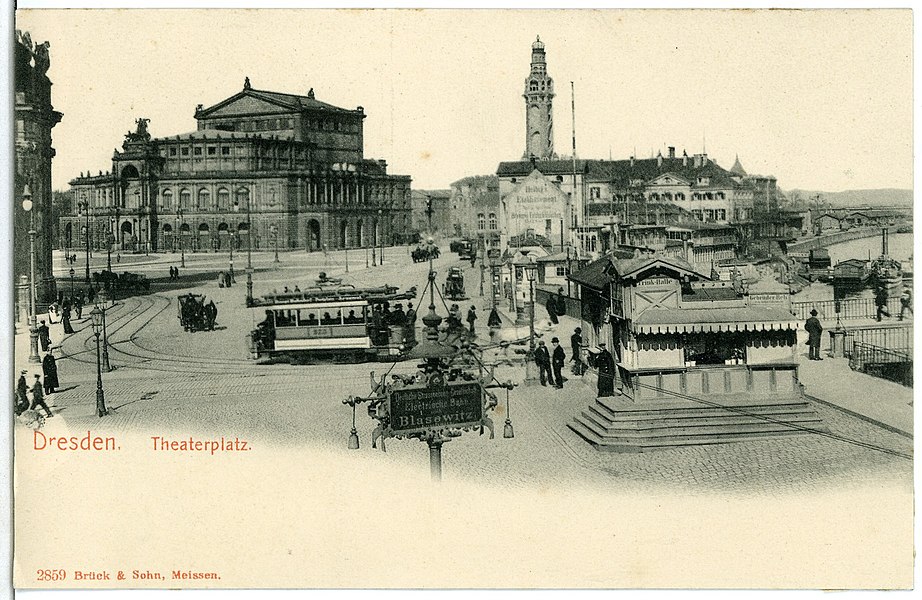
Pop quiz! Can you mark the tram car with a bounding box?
[248,284,418,363]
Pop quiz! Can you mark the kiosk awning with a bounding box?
[633,307,799,335]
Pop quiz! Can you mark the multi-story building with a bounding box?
[15,30,62,307]
[448,175,501,248]
[62,79,411,255]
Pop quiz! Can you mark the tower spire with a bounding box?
[522,36,555,160]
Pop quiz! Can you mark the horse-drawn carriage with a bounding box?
[177,293,218,332]
[411,244,440,263]
[443,267,466,300]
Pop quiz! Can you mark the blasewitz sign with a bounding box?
[389,382,483,435]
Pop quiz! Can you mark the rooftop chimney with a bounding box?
[668,146,675,159]
[630,155,634,167]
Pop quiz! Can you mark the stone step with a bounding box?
[567,420,820,453]
[594,395,811,420]
[572,414,827,441]
[584,405,821,430]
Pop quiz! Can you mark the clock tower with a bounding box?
[523,36,555,160]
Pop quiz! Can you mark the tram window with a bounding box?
[344,309,361,324]
[333,309,343,324]
[297,311,319,326]
[274,310,292,327]
[320,311,335,325]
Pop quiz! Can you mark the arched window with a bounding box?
[198,189,210,212]
[676,193,685,201]
[161,189,173,211]
[217,187,230,210]
[235,187,250,211]
[477,213,486,230]
[530,81,538,91]
[179,188,191,210]
[488,213,497,230]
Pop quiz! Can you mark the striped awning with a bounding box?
[632,307,799,335]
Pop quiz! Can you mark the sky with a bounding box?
[15,8,913,193]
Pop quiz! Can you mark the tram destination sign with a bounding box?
[388,382,483,435]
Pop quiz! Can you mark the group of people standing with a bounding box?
[545,287,568,326]
[530,326,617,397]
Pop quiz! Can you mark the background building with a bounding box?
[410,189,451,237]
[448,175,500,249]
[15,30,62,306]
[62,79,411,255]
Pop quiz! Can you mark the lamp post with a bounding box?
[106,230,114,274]
[378,209,384,266]
[78,196,91,283]
[177,207,186,268]
[22,187,41,363]
[100,299,111,372]
[229,233,236,284]
[365,244,369,268]
[523,255,538,385]
[270,222,280,264]
[245,194,253,305]
[90,306,108,417]
[69,267,75,301]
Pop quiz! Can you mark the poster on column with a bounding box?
[8,6,914,597]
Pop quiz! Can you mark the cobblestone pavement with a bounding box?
[27,246,913,495]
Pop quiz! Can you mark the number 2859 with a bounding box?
[37,569,66,581]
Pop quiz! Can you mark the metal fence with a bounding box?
[841,325,913,357]
[849,341,913,387]
[792,296,903,321]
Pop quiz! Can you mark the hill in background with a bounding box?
[788,188,912,209]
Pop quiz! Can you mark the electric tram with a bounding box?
[248,284,418,363]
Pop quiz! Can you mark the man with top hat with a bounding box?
[42,348,60,394]
[805,308,823,361]
[534,340,552,386]
[570,327,584,376]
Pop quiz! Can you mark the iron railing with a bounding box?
[793,296,903,321]
[849,341,913,387]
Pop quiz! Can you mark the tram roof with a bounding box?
[250,285,417,307]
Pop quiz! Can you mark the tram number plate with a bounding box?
[389,383,483,434]
[306,326,333,337]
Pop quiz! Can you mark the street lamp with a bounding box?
[69,267,75,301]
[245,195,253,305]
[523,254,538,385]
[100,299,111,372]
[78,195,91,283]
[269,223,280,264]
[90,306,108,417]
[378,208,384,266]
[176,207,186,268]
[22,186,40,364]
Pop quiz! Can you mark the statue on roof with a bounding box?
[33,41,50,75]
[307,88,315,100]
[124,118,151,143]
[244,76,251,90]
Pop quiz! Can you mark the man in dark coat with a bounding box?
[596,342,616,397]
[37,320,51,351]
[875,284,890,321]
[545,295,558,325]
[42,349,60,393]
[555,288,567,318]
[15,370,30,415]
[487,307,502,328]
[74,294,84,319]
[30,374,53,418]
[899,289,913,321]
[466,306,477,334]
[551,337,566,389]
[804,308,823,361]
[570,327,584,376]
[534,340,553,386]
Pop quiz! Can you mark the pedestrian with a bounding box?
[804,308,823,361]
[534,340,553,387]
[15,370,29,415]
[551,337,566,388]
[42,349,59,394]
[596,342,616,397]
[30,374,53,418]
[570,327,584,375]
[466,305,477,334]
[899,289,913,321]
[391,303,407,327]
[87,286,96,304]
[874,284,890,321]
[545,294,558,326]
[75,294,84,319]
[37,320,51,352]
[169,266,174,280]
[405,302,417,327]
[470,252,477,268]
[62,303,75,335]
[555,287,567,318]
[487,307,502,328]
[116,252,121,263]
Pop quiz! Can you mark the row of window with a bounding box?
[476,213,498,230]
[690,209,728,221]
[160,187,263,211]
[209,117,358,134]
